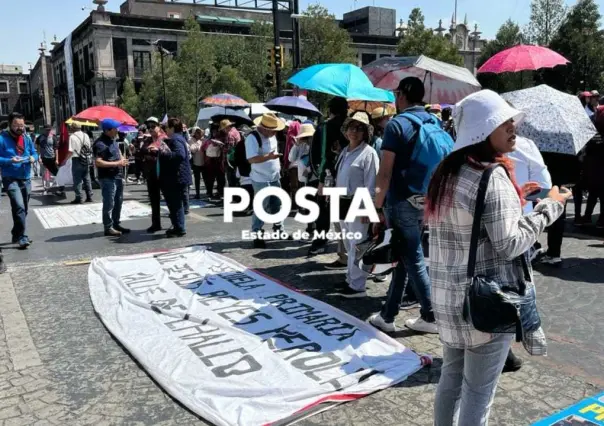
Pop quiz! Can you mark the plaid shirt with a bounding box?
[428,164,564,354]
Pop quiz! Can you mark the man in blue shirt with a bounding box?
[369,77,437,335]
[0,112,39,250]
[93,119,130,237]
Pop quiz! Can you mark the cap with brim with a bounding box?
[341,111,373,135]
[145,116,160,125]
[452,90,525,153]
[295,123,316,140]
[101,118,122,132]
[580,91,592,98]
[591,90,600,96]
[253,113,286,131]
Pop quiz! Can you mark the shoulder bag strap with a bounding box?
[467,164,501,278]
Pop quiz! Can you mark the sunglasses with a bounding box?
[347,125,366,133]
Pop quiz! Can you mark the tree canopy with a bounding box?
[526,0,567,46]
[398,8,464,66]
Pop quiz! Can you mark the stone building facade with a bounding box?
[0,65,31,125]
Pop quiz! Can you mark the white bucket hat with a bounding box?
[453,90,525,152]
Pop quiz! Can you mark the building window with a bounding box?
[133,51,152,77]
[0,99,9,116]
[168,12,180,19]
[18,82,28,94]
[0,81,8,94]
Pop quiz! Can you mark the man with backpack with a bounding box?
[369,77,454,334]
[66,122,94,204]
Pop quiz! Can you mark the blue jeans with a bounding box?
[251,180,284,232]
[381,198,434,323]
[162,184,186,232]
[434,334,513,426]
[3,178,31,242]
[72,161,93,201]
[100,178,123,230]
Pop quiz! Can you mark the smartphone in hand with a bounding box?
[525,188,550,202]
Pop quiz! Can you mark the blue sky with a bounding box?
[1,0,600,71]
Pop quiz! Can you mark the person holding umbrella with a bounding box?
[93,119,130,237]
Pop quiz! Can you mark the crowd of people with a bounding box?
[0,71,602,425]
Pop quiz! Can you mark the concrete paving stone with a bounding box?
[22,380,52,393]
[22,390,49,404]
[0,397,19,412]
[0,406,20,421]
[0,387,24,400]
[8,375,34,388]
[4,414,37,426]
[32,405,66,421]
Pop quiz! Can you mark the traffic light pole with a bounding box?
[272,0,282,97]
[293,0,301,71]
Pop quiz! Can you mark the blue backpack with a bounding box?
[396,112,454,196]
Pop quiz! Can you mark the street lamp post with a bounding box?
[292,0,302,71]
[272,0,282,97]
[152,41,170,117]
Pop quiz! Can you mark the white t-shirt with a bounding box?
[245,132,280,183]
[68,130,91,158]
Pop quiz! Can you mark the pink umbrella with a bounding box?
[478,45,569,74]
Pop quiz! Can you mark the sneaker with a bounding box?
[540,255,562,266]
[529,247,544,263]
[147,225,162,233]
[324,260,347,270]
[372,274,390,283]
[184,210,190,215]
[400,300,420,310]
[503,350,523,373]
[0,257,6,274]
[253,238,266,249]
[70,199,82,205]
[574,217,588,227]
[404,317,438,334]
[104,228,122,237]
[18,237,30,249]
[85,198,94,203]
[114,225,131,234]
[368,313,396,333]
[308,243,327,256]
[336,286,367,299]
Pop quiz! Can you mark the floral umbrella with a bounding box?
[201,93,250,109]
[501,85,596,155]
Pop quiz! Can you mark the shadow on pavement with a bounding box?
[534,257,604,283]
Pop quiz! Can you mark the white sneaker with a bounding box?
[368,313,396,333]
[540,255,562,266]
[372,274,391,283]
[405,317,438,334]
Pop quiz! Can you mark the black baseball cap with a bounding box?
[397,77,425,104]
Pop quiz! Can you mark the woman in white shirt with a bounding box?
[289,123,314,187]
[333,112,380,299]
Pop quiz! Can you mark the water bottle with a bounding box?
[324,170,334,188]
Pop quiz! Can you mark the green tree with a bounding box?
[212,66,259,102]
[398,8,463,66]
[476,19,527,92]
[526,0,567,46]
[299,4,357,66]
[548,0,604,93]
[118,77,139,121]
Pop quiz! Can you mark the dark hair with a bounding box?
[167,117,183,133]
[8,112,24,125]
[329,96,348,117]
[397,77,425,104]
[426,139,510,219]
[442,108,452,122]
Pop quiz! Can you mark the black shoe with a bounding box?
[71,199,82,205]
[166,229,186,238]
[114,225,131,234]
[147,225,162,233]
[399,299,420,310]
[104,228,122,237]
[85,198,94,203]
[253,238,266,249]
[503,350,523,373]
[184,210,190,215]
[0,257,6,274]
[335,286,367,299]
[325,260,347,270]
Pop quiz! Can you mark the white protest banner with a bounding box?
[89,246,423,426]
[35,201,152,229]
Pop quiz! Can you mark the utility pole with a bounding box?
[292,0,302,71]
[272,0,282,97]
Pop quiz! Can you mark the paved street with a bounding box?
[0,179,601,425]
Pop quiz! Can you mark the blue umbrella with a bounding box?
[288,63,394,102]
[265,96,322,117]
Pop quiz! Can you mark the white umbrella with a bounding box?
[502,85,597,155]
[245,103,275,119]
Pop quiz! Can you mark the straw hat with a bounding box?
[371,106,395,120]
[453,90,525,153]
[253,113,286,131]
[341,111,373,135]
[295,123,316,140]
[219,119,235,131]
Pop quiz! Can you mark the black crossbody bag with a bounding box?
[463,165,541,342]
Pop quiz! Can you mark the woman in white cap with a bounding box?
[425,90,571,426]
[333,111,380,298]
